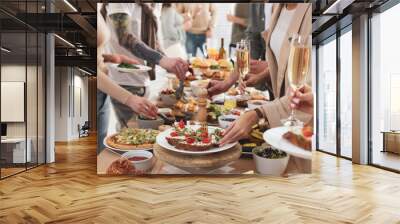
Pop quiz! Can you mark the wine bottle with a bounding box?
[218,38,226,60]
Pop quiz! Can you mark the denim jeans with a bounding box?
[185,32,206,57]
[110,85,146,131]
[97,90,110,154]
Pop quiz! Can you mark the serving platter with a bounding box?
[112,63,152,73]
[103,136,154,154]
[156,125,237,155]
[263,126,312,160]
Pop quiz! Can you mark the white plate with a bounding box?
[156,125,237,155]
[103,136,153,154]
[112,64,152,73]
[263,126,312,160]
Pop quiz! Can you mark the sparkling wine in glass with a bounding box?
[282,34,311,127]
[236,40,250,91]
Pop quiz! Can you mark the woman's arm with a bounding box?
[98,72,158,118]
[226,14,247,27]
[109,13,163,65]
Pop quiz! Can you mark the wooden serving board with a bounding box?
[153,143,241,169]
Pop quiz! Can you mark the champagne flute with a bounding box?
[282,34,311,127]
[235,40,250,93]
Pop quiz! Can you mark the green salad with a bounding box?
[118,63,139,69]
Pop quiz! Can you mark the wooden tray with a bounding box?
[153,143,241,169]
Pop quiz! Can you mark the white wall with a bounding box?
[54,67,89,141]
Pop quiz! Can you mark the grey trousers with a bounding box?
[110,85,146,131]
[97,90,110,154]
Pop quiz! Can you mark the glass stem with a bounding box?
[290,108,296,120]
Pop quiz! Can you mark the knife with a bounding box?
[175,79,184,100]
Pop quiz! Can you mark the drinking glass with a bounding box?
[282,34,311,127]
[235,40,250,89]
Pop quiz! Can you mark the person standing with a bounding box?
[227,3,249,48]
[176,3,217,57]
[245,3,266,60]
[103,3,188,130]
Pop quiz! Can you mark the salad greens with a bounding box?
[118,63,139,69]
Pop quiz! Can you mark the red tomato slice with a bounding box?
[302,126,313,138]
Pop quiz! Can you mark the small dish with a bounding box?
[247,100,268,110]
[122,150,154,173]
[252,145,289,176]
[218,114,239,129]
[137,116,164,130]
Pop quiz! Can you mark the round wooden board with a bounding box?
[153,143,242,168]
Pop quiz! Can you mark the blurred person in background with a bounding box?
[176,3,217,57]
[245,3,266,60]
[227,3,249,56]
[161,3,188,59]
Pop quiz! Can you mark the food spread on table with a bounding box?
[102,52,311,176]
[282,126,313,151]
[118,63,139,69]
[165,121,223,151]
[106,128,159,150]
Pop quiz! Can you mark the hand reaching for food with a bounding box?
[159,57,189,80]
[219,110,259,146]
[126,95,158,119]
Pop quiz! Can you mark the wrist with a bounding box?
[247,110,259,125]
[125,94,137,106]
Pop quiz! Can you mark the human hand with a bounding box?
[250,59,268,74]
[206,29,213,38]
[226,14,234,22]
[289,85,313,115]
[219,111,259,146]
[159,57,188,80]
[183,19,192,31]
[102,54,139,65]
[243,71,268,87]
[125,95,158,118]
[207,80,232,97]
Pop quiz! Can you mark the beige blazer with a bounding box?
[261,4,313,128]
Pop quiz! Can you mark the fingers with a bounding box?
[143,101,158,118]
[207,80,220,96]
[223,122,235,136]
[102,54,120,64]
[120,55,140,65]
[219,125,237,146]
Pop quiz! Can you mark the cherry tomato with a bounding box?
[178,120,185,129]
[170,131,178,137]
[302,126,313,138]
[200,131,209,138]
[186,137,195,144]
[202,137,211,144]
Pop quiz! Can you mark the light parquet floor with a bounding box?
[0,135,400,224]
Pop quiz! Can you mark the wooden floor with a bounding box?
[0,135,400,224]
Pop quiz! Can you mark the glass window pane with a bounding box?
[27,31,38,169]
[317,38,337,154]
[340,29,352,158]
[371,4,400,171]
[1,32,27,177]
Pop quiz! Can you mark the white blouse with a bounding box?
[269,7,296,63]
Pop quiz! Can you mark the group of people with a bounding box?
[97,3,314,165]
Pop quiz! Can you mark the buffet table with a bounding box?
[97,147,255,175]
